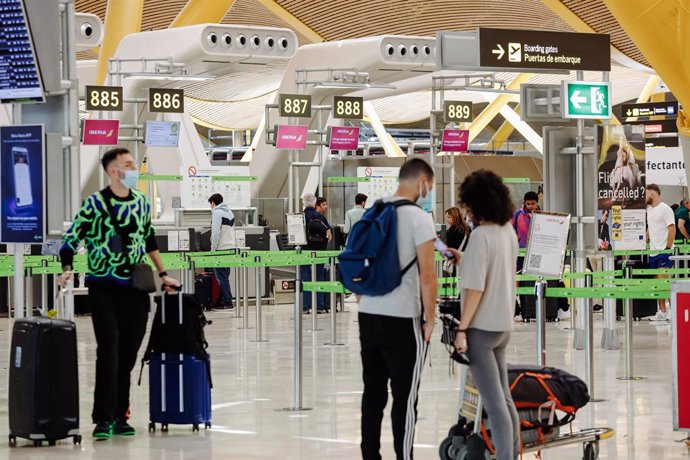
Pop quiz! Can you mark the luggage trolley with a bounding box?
[439,365,614,460]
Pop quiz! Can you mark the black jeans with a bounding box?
[359,312,427,460]
[89,281,149,423]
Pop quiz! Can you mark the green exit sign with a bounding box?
[562,81,611,119]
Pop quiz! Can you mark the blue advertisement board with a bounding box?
[0,124,45,243]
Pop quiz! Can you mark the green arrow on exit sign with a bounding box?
[562,81,611,119]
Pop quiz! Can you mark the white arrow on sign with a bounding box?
[570,90,587,109]
[492,44,505,60]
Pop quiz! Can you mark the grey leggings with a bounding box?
[466,329,520,460]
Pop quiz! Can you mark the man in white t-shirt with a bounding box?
[358,158,459,460]
[646,183,675,321]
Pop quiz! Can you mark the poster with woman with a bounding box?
[597,125,646,250]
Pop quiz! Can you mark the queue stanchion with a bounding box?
[242,260,250,330]
[573,251,586,349]
[584,274,604,402]
[188,258,196,295]
[326,257,344,346]
[618,265,645,381]
[601,252,619,350]
[251,256,267,343]
[25,267,33,318]
[535,278,547,366]
[279,247,311,412]
[309,253,322,331]
[40,259,48,317]
[233,253,241,318]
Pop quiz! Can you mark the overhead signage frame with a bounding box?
[622,101,679,119]
[437,28,611,73]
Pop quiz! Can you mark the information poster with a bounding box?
[145,121,180,147]
[646,147,686,186]
[276,125,308,150]
[441,129,469,152]
[357,166,400,208]
[286,213,307,246]
[329,126,359,151]
[0,124,45,243]
[524,211,571,278]
[181,166,251,209]
[597,125,646,250]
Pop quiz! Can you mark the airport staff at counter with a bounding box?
[58,148,179,440]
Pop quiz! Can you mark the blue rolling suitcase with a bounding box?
[146,291,212,432]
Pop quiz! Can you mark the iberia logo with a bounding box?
[297,135,304,142]
[106,130,114,138]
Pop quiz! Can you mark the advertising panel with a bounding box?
[82,119,119,145]
[597,125,646,250]
[0,124,45,243]
[441,129,470,152]
[646,147,686,186]
[276,125,308,150]
[329,126,359,151]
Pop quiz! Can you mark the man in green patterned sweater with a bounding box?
[58,148,179,439]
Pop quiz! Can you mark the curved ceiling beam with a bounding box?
[96,0,144,84]
[255,0,325,43]
[170,0,237,28]
[539,0,653,72]
[603,0,690,111]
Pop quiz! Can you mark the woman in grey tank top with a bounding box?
[454,170,520,460]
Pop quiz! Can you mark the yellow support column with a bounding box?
[96,0,144,84]
[170,0,237,28]
[487,105,520,150]
[469,73,531,143]
[603,1,690,111]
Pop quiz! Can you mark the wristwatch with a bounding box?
[158,271,168,278]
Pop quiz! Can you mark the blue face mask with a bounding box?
[120,169,139,189]
[416,181,435,213]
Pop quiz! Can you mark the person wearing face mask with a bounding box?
[59,148,179,440]
[358,158,459,460]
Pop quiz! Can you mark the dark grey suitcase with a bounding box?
[9,318,81,446]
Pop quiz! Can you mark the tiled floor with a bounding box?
[0,302,688,459]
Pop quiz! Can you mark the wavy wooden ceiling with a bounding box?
[558,0,649,68]
[75,0,648,66]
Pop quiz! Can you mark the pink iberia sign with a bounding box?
[441,129,469,152]
[82,119,120,145]
[329,126,359,151]
[276,125,308,150]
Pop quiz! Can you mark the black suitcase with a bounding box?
[9,318,82,446]
[519,280,563,322]
[195,273,213,311]
[615,260,658,320]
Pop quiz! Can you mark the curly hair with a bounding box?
[459,170,514,225]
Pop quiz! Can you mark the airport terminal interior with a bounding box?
[0,0,689,459]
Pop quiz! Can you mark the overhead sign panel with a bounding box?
[0,0,45,103]
[85,85,123,111]
[562,81,611,119]
[436,29,610,73]
[279,94,311,118]
[149,88,184,113]
[333,96,363,120]
[329,126,359,150]
[479,28,611,71]
[441,129,469,152]
[444,101,473,122]
[622,101,679,118]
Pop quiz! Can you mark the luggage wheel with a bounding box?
[9,435,16,447]
[161,424,169,432]
[205,422,211,429]
[583,440,599,460]
[148,422,156,433]
[73,435,82,445]
[192,423,199,432]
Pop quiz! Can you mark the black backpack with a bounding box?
[139,292,213,386]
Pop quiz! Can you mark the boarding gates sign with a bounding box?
[562,81,611,119]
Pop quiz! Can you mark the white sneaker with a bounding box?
[557,309,571,320]
[648,310,668,322]
[514,315,523,323]
[345,295,358,303]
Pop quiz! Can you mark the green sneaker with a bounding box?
[113,419,136,436]
[92,421,113,440]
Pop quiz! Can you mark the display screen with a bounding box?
[145,121,181,147]
[0,0,44,103]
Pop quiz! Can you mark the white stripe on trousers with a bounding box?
[403,318,427,460]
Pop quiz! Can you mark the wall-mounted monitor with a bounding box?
[144,121,180,147]
[0,0,45,104]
